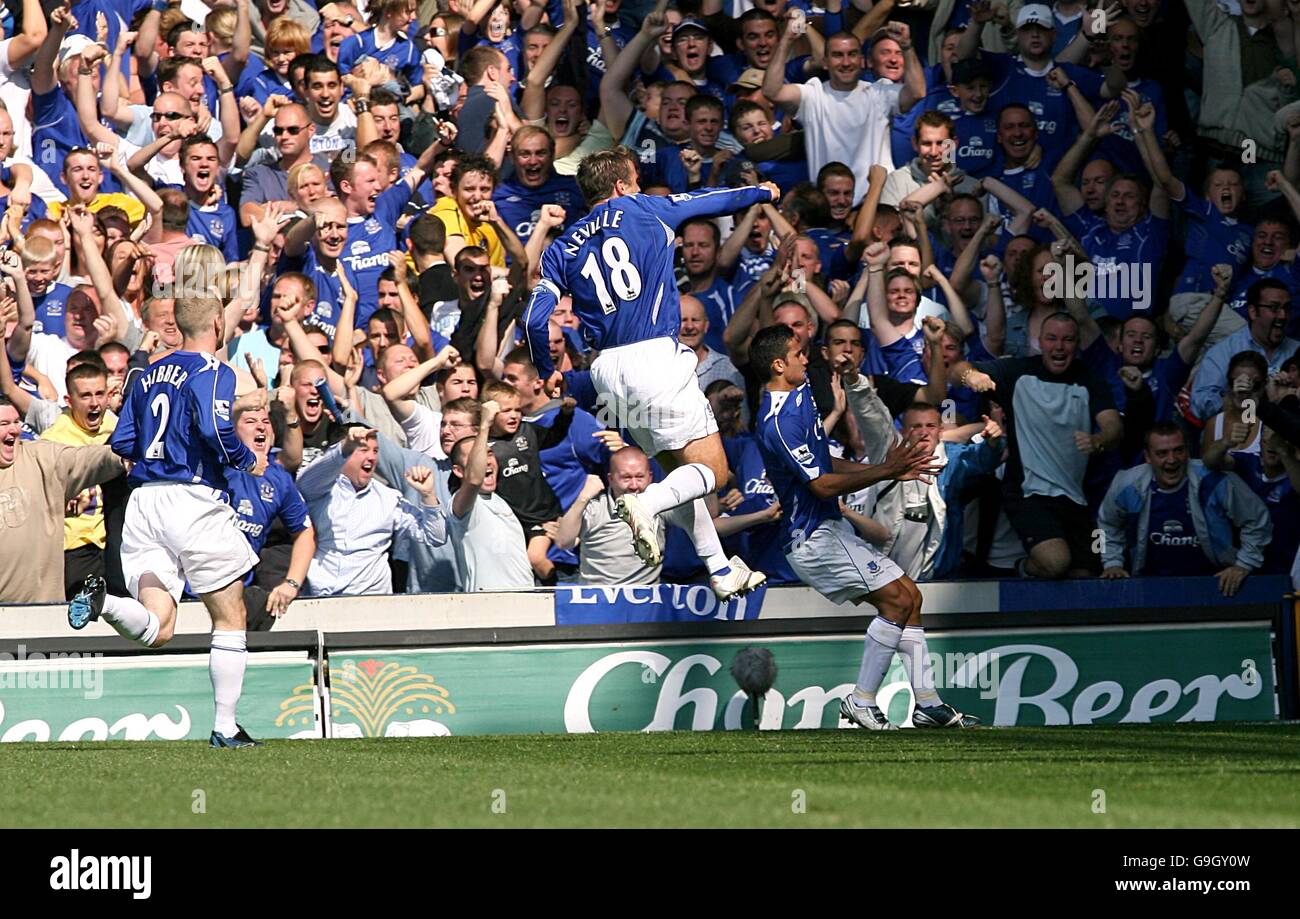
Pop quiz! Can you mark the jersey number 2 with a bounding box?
[145,393,170,460]
[579,238,642,315]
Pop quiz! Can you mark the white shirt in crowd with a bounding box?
[795,77,902,205]
[448,490,533,591]
[296,441,449,596]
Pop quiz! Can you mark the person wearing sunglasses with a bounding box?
[240,101,322,228]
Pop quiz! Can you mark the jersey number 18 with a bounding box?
[578,238,642,315]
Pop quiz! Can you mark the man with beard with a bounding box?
[492,126,585,247]
[1098,423,1270,597]
[945,312,1121,579]
[1193,280,1300,421]
[764,20,926,204]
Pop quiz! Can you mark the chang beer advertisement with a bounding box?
[0,651,319,742]
[325,623,1275,736]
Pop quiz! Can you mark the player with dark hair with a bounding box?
[523,146,778,600]
[750,323,981,729]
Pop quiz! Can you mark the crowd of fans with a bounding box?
[3,0,1300,624]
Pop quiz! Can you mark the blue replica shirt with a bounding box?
[186,200,241,263]
[1173,188,1253,295]
[493,173,587,246]
[111,351,257,490]
[245,68,296,105]
[889,63,955,168]
[722,432,800,584]
[985,54,1104,171]
[341,181,413,327]
[31,283,73,337]
[524,185,773,377]
[755,382,842,550]
[988,159,1058,242]
[298,250,345,339]
[1141,481,1215,576]
[1093,78,1167,179]
[1080,336,1190,421]
[1063,210,1170,320]
[0,192,45,232]
[865,326,927,384]
[31,89,122,196]
[338,29,424,87]
[1226,263,1300,320]
[735,245,776,290]
[622,112,682,189]
[932,101,1000,178]
[806,227,852,282]
[689,276,741,356]
[397,150,436,206]
[226,460,311,556]
[1234,455,1300,574]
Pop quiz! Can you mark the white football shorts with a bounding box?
[590,337,718,455]
[786,517,904,604]
[120,482,258,602]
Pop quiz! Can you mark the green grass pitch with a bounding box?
[3,723,1298,828]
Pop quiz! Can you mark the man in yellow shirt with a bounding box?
[429,153,526,269]
[39,362,117,598]
[47,148,147,225]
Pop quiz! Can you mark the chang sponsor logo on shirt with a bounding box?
[1150,518,1198,547]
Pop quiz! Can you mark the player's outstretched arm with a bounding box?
[813,437,944,499]
[642,183,780,230]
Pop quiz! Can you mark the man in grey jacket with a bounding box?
[842,355,1004,580]
[1098,422,1271,596]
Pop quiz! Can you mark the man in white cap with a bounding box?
[955,1,1115,170]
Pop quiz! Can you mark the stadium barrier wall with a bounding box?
[0,579,1290,741]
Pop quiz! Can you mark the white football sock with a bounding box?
[639,463,717,516]
[210,630,248,737]
[662,498,731,575]
[101,594,161,647]
[898,626,942,707]
[853,615,904,706]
